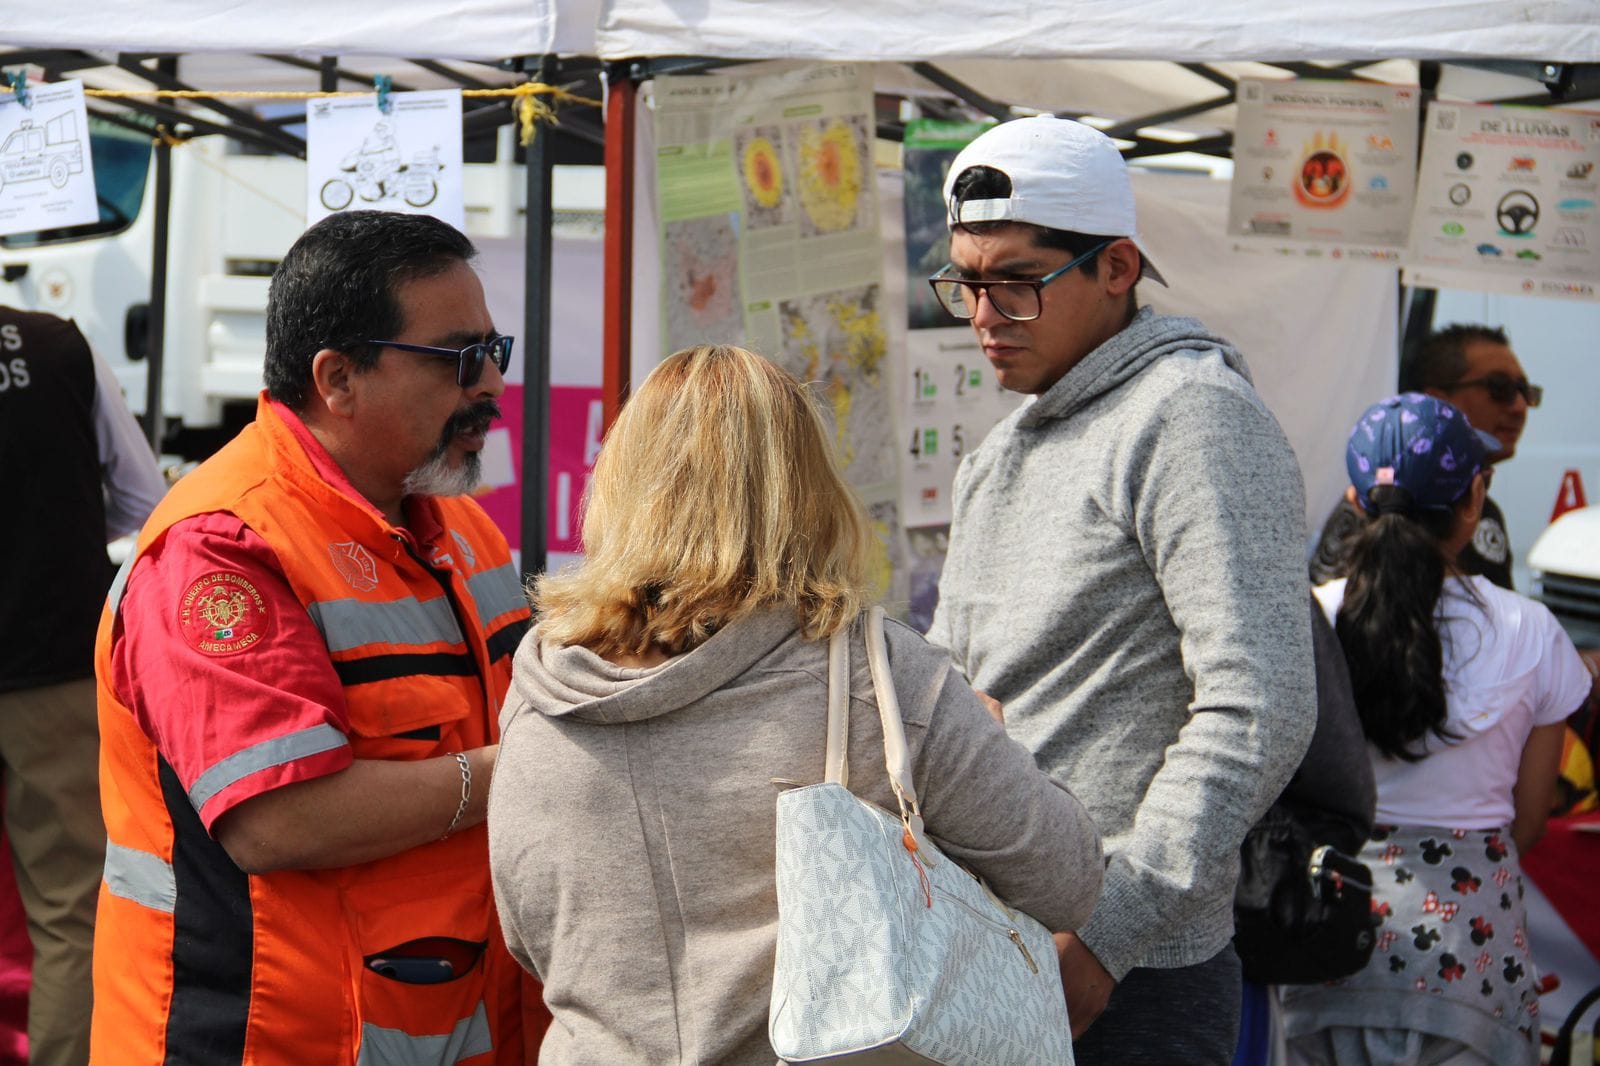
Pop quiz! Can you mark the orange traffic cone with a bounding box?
[1550,469,1588,524]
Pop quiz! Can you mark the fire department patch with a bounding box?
[180,572,270,656]
[328,540,380,591]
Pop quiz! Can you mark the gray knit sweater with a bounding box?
[928,307,1317,980]
[489,608,1103,1066]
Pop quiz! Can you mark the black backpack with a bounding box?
[1233,595,1380,985]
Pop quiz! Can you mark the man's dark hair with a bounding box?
[265,211,477,409]
[1398,323,1509,393]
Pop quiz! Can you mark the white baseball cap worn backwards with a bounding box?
[942,115,1167,286]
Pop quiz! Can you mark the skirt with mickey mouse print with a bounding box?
[1280,824,1540,1065]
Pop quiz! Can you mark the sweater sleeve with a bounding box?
[1075,381,1317,980]
[885,620,1103,933]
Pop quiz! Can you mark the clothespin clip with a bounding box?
[373,74,393,115]
[3,70,31,110]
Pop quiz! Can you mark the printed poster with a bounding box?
[1229,78,1419,252]
[305,89,464,231]
[654,64,904,604]
[900,118,1024,528]
[1405,102,1600,303]
[0,80,99,237]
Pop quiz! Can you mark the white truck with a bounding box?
[1529,505,1600,652]
[0,115,599,451]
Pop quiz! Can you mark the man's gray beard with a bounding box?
[402,448,482,498]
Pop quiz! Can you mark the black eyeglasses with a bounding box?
[1445,372,1542,408]
[366,334,515,388]
[927,241,1111,322]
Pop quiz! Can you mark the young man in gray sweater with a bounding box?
[925,116,1317,1064]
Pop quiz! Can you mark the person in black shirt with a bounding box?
[1310,324,1538,590]
[0,306,164,1066]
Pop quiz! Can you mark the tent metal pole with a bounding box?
[601,66,637,433]
[139,55,176,451]
[520,55,555,576]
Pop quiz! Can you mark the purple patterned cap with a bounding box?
[1346,393,1499,512]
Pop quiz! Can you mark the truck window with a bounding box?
[1,119,151,249]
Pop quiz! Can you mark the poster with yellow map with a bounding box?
[654,64,901,604]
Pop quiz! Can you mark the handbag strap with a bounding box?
[824,621,850,788]
[823,606,933,859]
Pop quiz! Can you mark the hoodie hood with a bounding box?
[506,606,803,728]
[1018,306,1253,430]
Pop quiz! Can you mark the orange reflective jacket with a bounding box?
[92,397,535,1065]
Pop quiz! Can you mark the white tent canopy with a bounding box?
[11,1,1599,65]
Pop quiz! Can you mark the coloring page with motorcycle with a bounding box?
[307,88,463,231]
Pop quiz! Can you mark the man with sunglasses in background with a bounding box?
[925,116,1315,1065]
[1311,323,1540,589]
[90,211,537,1063]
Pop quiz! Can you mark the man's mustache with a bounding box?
[442,399,501,442]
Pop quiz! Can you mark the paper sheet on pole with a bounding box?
[900,119,1024,528]
[653,65,899,544]
[1404,102,1600,303]
[0,81,99,238]
[305,89,464,232]
[1227,78,1418,251]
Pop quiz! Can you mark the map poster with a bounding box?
[1404,102,1600,303]
[1228,78,1419,250]
[654,64,903,605]
[900,119,1024,529]
[305,89,464,232]
[0,80,99,237]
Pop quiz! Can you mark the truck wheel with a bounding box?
[49,157,70,188]
[320,180,354,211]
[404,181,438,208]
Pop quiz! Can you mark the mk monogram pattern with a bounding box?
[769,782,1072,1065]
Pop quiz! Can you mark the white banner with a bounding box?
[0,80,99,237]
[1228,78,1419,250]
[1406,102,1600,302]
[305,89,464,232]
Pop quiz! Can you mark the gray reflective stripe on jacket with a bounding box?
[104,842,176,913]
[357,1002,492,1066]
[188,723,349,813]
[466,562,526,631]
[106,552,138,616]
[306,595,464,653]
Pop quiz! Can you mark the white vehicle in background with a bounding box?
[0,116,599,455]
[1530,505,1600,651]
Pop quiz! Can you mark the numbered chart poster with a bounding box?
[1228,78,1419,250]
[0,80,99,237]
[306,89,464,231]
[1405,102,1600,302]
[900,118,1024,527]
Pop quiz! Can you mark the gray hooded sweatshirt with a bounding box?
[928,307,1317,981]
[489,608,1102,1066]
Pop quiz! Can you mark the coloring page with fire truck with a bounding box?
[0,80,99,237]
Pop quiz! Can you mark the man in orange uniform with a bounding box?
[91,211,538,1064]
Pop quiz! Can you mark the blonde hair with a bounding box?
[533,345,873,657]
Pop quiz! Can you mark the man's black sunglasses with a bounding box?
[1446,372,1542,408]
[367,334,515,388]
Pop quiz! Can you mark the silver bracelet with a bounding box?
[442,752,472,838]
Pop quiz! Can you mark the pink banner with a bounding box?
[476,384,603,558]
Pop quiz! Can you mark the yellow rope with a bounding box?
[84,82,600,145]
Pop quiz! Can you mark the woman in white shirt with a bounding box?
[1281,393,1591,1066]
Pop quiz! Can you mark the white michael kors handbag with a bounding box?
[768,607,1073,1065]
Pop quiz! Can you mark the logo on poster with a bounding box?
[1448,183,1472,206]
[1455,152,1474,171]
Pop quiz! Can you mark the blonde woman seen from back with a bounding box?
[488,345,1103,1066]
